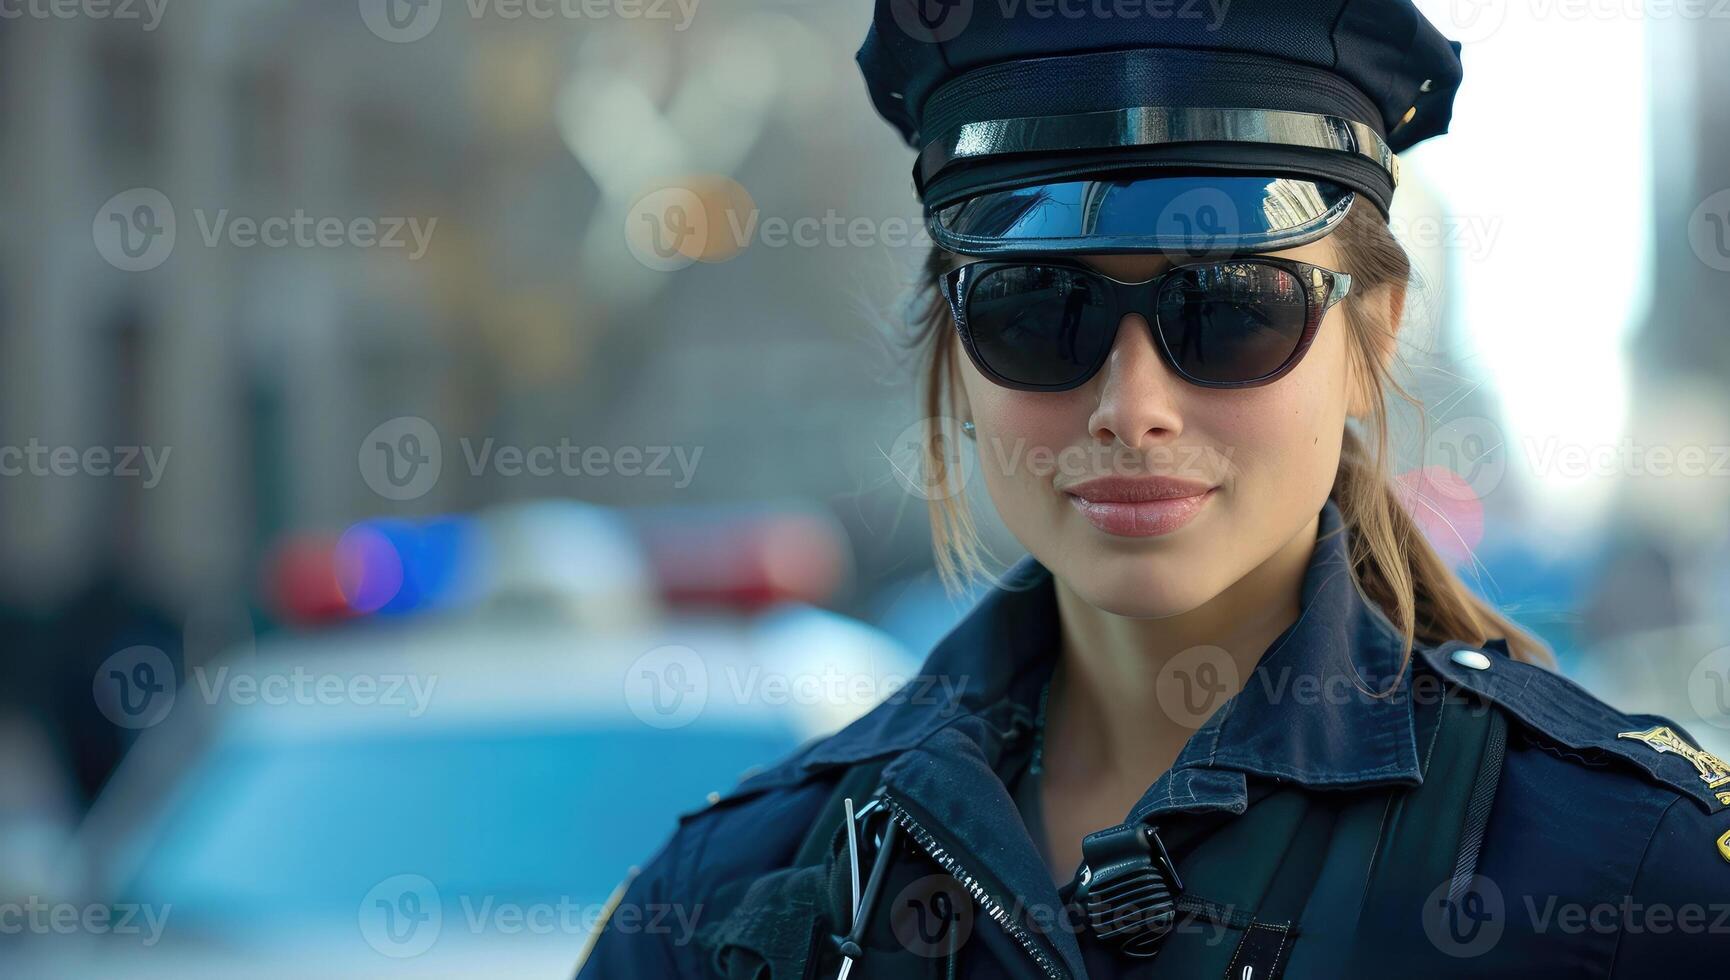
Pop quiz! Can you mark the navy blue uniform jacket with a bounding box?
[579,500,1730,977]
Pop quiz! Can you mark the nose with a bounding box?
[1085,312,1187,449]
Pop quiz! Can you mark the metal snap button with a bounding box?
[1451,649,1492,671]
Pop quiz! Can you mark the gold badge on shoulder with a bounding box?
[1617,725,1730,790]
[1718,828,1730,864]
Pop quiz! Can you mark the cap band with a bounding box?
[926,174,1358,257]
[917,105,1399,194]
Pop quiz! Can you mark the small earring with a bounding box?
[960,419,976,438]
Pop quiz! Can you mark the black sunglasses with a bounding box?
[940,256,1352,391]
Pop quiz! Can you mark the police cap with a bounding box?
[856,0,1464,255]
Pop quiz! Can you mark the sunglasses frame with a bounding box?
[939,255,1353,392]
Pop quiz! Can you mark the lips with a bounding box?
[1062,477,1217,537]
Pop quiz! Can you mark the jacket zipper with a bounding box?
[882,794,1069,980]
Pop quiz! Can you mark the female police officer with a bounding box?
[579,1,1730,976]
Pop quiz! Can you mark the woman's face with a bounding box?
[954,233,1378,618]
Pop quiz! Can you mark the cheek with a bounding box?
[958,364,1094,511]
[1206,317,1352,494]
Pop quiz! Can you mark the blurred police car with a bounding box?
[12,501,918,978]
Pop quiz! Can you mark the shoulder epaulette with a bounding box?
[1417,639,1730,815]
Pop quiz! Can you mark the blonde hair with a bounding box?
[908,202,1553,669]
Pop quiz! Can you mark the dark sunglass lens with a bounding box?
[1154,262,1310,384]
[965,266,1115,388]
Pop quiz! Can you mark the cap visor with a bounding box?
[928,175,1355,257]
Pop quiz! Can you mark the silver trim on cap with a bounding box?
[917,105,1400,190]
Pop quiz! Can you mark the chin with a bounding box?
[1047,543,1222,620]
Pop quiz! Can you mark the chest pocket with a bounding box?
[699,862,835,980]
[697,758,962,980]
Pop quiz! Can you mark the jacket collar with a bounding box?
[1171,496,1423,790]
[793,497,1422,793]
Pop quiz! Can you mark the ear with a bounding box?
[1345,280,1405,419]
